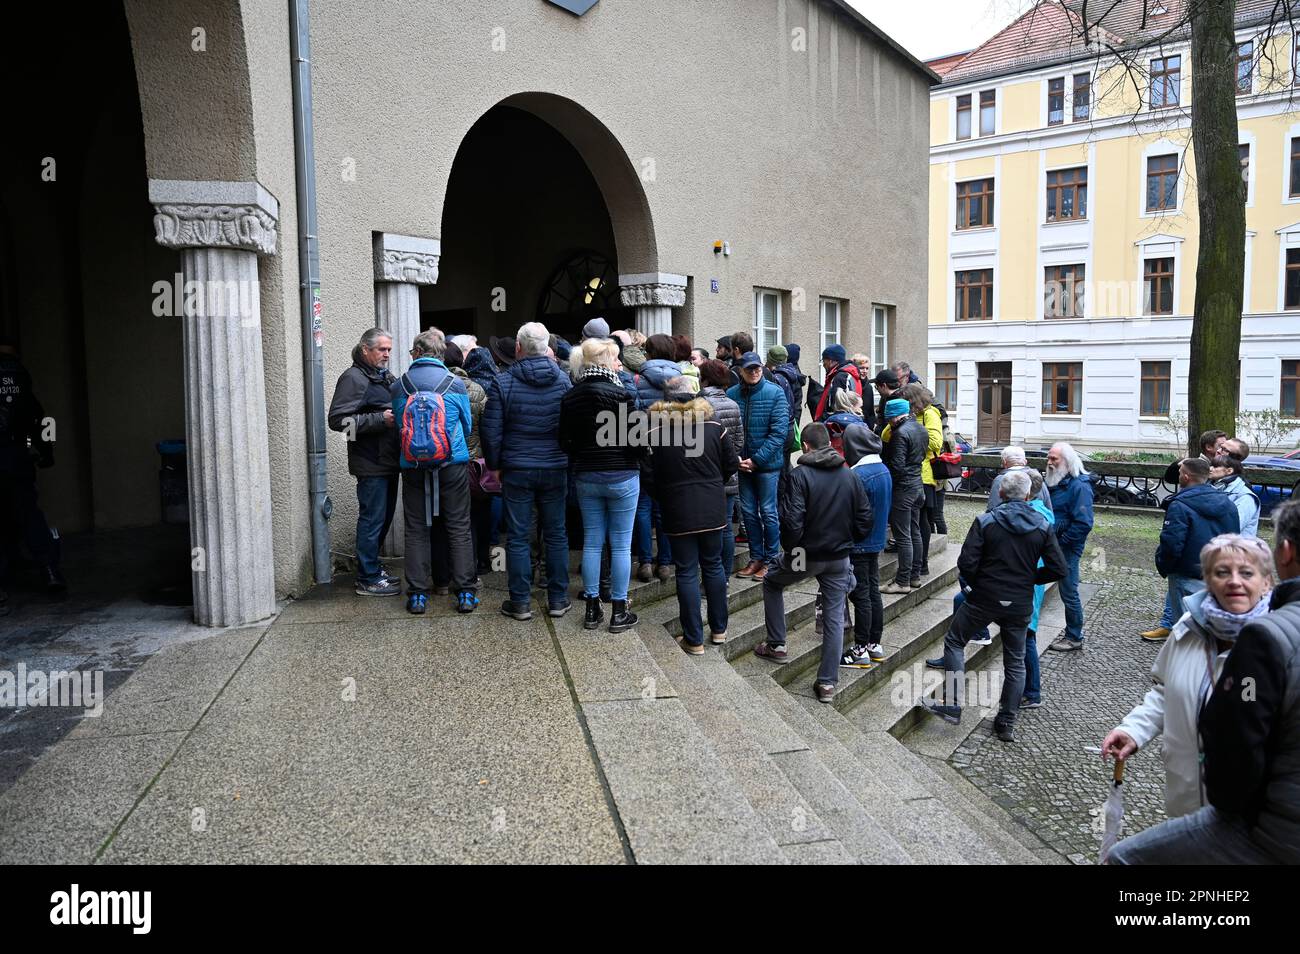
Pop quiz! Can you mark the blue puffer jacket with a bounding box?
[1048,472,1095,554]
[727,377,789,472]
[480,355,572,472]
[633,358,682,408]
[1156,482,1241,579]
[389,357,472,467]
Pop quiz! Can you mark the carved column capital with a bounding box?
[148,180,279,255]
[618,271,688,308]
[373,232,441,285]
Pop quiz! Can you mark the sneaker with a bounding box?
[880,581,911,595]
[406,593,428,615]
[1018,697,1042,710]
[994,723,1016,743]
[925,656,946,670]
[814,682,836,704]
[841,644,874,668]
[548,599,572,618]
[709,630,727,645]
[921,699,961,725]
[1140,626,1171,642]
[637,563,653,583]
[866,643,886,662]
[674,634,705,656]
[1049,635,1084,652]
[500,600,533,621]
[754,642,788,663]
[909,578,923,589]
[970,632,994,646]
[456,591,480,614]
[356,578,401,597]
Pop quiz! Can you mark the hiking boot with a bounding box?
[1140,626,1171,642]
[456,591,480,614]
[609,600,638,633]
[356,577,401,597]
[406,593,428,615]
[814,682,836,703]
[841,643,874,667]
[921,700,961,725]
[736,560,763,579]
[637,563,653,583]
[880,581,911,595]
[754,642,788,663]
[548,599,572,618]
[500,600,533,621]
[655,564,672,582]
[1049,635,1084,652]
[994,723,1017,743]
[674,634,705,656]
[584,597,604,630]
[1019,697,1042,710]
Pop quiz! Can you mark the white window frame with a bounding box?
[753,288,782,356]
[1135,234,1185,318]
[1140,139,1186,218]
[871,304,889,374]
[1274,222,1300,311]
[1282,122,1300,205]
[1240,132,1257,208]
[818,298,842,384]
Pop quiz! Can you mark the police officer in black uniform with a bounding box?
[0,337,64,614]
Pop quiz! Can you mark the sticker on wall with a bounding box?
[710,279,719,293]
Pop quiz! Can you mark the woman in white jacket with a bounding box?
[1101,534,1274,818]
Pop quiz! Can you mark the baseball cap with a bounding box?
[739,351,763,369]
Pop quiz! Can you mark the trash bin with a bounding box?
[156,439,189,525]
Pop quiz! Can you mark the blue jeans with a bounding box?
[1108,805,1283,864]
[576,475,638,601]
[634,485,672,565]
[1023,628,1041,703]
[502,469,569,605]
[671,530,728,647]
[738,469,781,563]
[721,495,738,575]
[1158,589,1176,628]
[1059,546,1085,643]
[355,475,398,583]
[1167,573,1204,624]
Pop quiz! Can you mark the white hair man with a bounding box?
[921,466,1069,742]
[479,320,574,620]
[1044,441,1095,653]
[449,334,478,354]
[987,446,1052,512]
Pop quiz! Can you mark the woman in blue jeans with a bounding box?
[558,338,645,632]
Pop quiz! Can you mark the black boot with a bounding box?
[584,596,603,630]
[609,599,638,633]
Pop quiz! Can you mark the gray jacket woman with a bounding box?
[699,366,744,497]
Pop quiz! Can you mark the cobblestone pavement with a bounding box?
[939,496,1179,864]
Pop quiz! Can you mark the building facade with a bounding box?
[927,0,1300,452]
[2,0,933,626]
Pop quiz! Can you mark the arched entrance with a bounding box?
[421,94,660,343]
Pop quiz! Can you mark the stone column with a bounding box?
[149,179,279,627]
[373,233,441,557]
[618,272,688,337]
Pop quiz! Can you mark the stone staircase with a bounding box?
[524,533,1064,864]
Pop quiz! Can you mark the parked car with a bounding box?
[1243,448,1300,516]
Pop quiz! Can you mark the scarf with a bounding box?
[1200,590,1273,641]
[581,364,622,386]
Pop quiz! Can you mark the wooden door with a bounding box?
[977,362,1012,446]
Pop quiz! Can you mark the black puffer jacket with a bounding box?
[700,386,744,496]
[882,416,927,497]
[558,372,646,474]
[328,355,398,477]
[643,397,738,535]
[780,445,872,561]
[958,500,1069,613]
[1200,578,1300,862]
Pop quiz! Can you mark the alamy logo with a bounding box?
[0,665,103,717]
[49,885,151,934]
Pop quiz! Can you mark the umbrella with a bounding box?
[1098,757,1127,864]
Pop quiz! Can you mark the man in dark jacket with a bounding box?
[727,331,755,389]
[1045,441,1095,652]
[808,344,864,423]
[870,368,900,435]
[880,398,928,593]
[1107,499,1300,864]
[776,343,806,427]
[922,470,1068,741]
[727,352,788,578]
[328,327,401,596]
[754,423,871,704]
[1155,457,1240,627]
[480,321,573,620]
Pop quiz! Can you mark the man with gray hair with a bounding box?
[1045,441,1095,652]
[987,446,1052,512]
[891,361,921,385]
[480,321,573,620]
[922,468,1068,742]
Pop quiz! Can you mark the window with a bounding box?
[1141,361,1171,416]
[753,289,781,355]
[1143,257,1175,315]
[956,94,971,140]
[1150,55,1181,108]
[1046,167,1088,222]
[1291,137,1300,197]
[955,269,993,320]
[956,178,994,229]
[872,305,888,374]
[1283,359,1300,416]
[1146,154,1178,211]
[1237,41,1253,94]
[1042,362,1083,415]
[1044,264,1086,318]
[1072,72,1091,121]
[1240,143,1251,201]
[979,89,995,136]
[819,299,841,382]
[935,363,958,410]
[1048,77,1065,125]
[1286,249,1300,310]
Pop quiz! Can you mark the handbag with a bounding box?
[787,419,802,453]
[930,451,963,481]
[468,458,501,499]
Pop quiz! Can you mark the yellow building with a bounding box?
[927,0,1300,452]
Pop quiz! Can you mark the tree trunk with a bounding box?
[1185,0,1246,457]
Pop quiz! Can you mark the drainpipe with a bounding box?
[289,0,332,584]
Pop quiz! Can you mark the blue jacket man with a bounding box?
[1156,478,1241,580]
[389,337,478,613]
[841,424,892,659]
[1048,471,1095,555]
[478,330,573,619]
[728,351,789,574]
[1045,444,1095,652]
